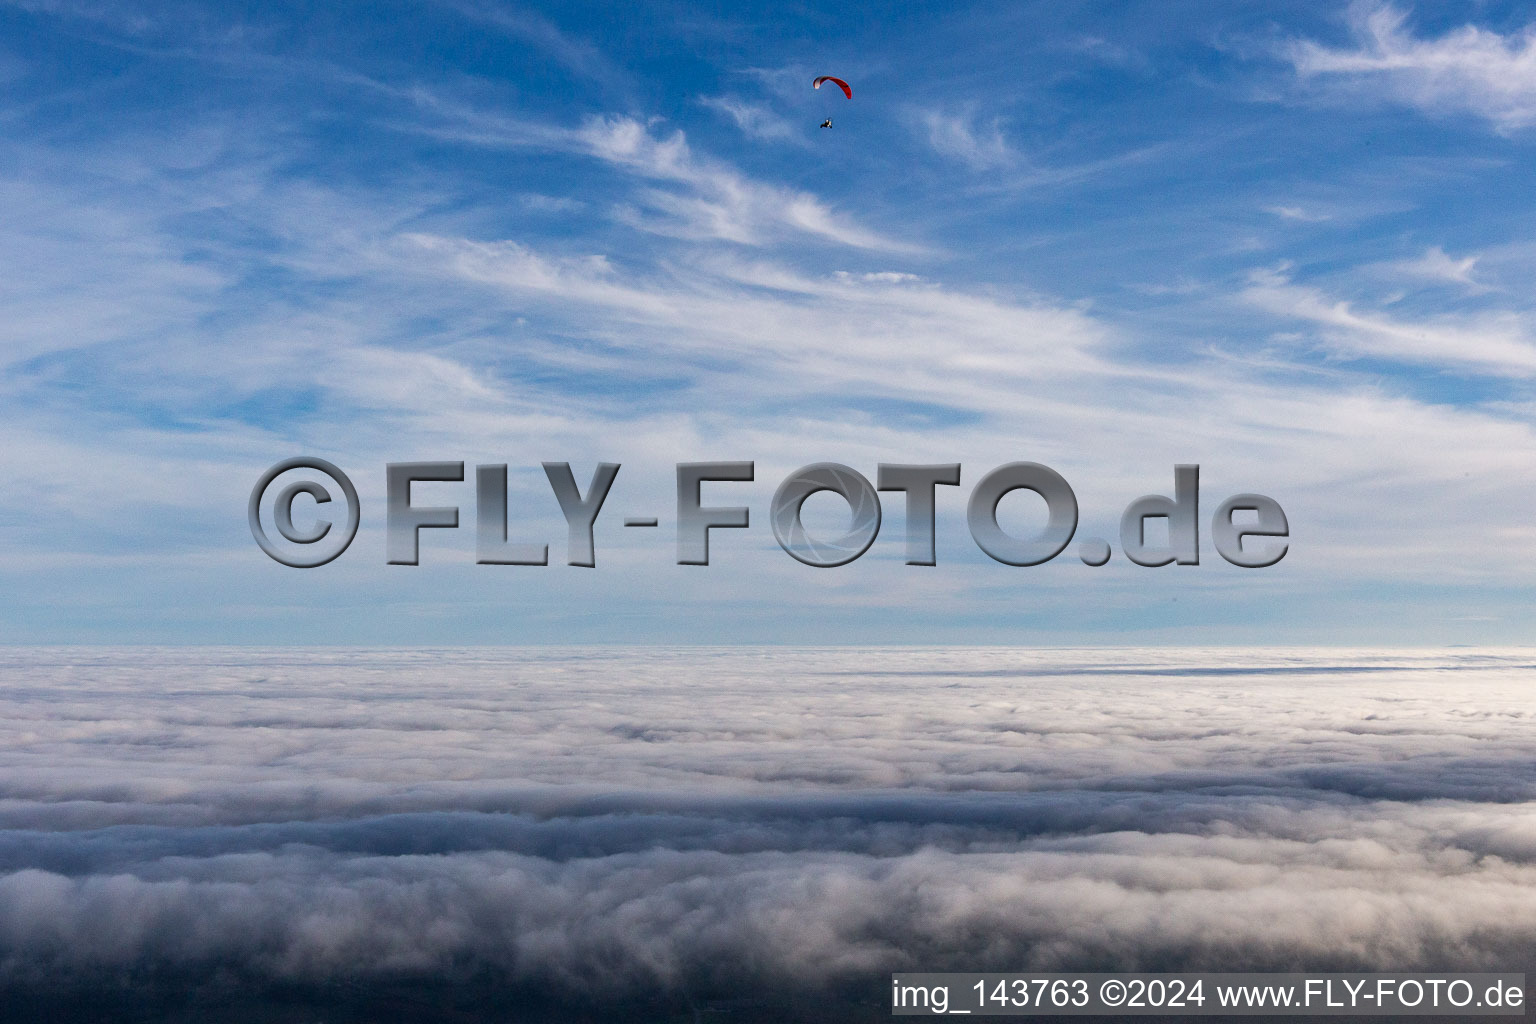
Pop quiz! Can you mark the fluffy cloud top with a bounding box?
[1,648,1533,1019]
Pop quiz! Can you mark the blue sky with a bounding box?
[4,0,1536,643]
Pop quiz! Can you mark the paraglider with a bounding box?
[813,76,852,99]
[814,77,850,129]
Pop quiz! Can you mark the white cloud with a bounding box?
[400,99,917,251]
[918,108,1016,170]
[431,0,629,91]
[1287,3,1536,131]
[400,231,1114,406]
[1241,265,1536,375]
[573,115,920,251]
[518,193,585,214]
[1396,245,1485,290]
[834,271,921,285]
[1265,205,1333,223]
[699,95,802,143]
[0,0,156,34]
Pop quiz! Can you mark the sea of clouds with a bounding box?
[0,646,1532,1020]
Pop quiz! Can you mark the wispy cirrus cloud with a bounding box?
[429,0,631,93]
[1395,245,1486,291]
[700,95,803,144]
[1265,204,1333,223]
[575,116,919,251]
[1286,3,1536,131]
[1241,265,1536,375]
[395,92,919,251]
[917,107,1016,169]
[0,0,156,34]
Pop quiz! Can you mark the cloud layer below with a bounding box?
[1,647,1533,1020]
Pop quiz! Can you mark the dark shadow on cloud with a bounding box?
[4,752,1536,859]
[0,976,889,1024]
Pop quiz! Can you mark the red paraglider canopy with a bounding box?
[813,76,852,99]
